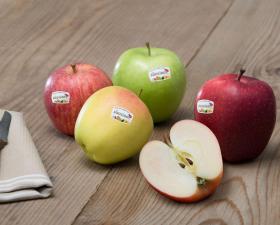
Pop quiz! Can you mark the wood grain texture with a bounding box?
[73,0,280,224]
[0,0,233,225]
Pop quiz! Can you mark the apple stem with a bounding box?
[71,64,77,73]
[197,177,206,186]
[138,89,143,98]
[237,69,246,81]
[146,42,151,56]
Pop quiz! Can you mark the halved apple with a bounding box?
[139,120,223,202]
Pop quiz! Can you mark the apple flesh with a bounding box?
[75,86,153,164]
[194,70,276,162]
[112,43,186,123]
[44,63,112,135]
[139,120,223,202]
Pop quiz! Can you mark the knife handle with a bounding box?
[0,111,12,149]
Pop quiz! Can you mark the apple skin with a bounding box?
[112,47,186,123]
[194,73,276,162]
[44,63,112,136]
[75,86,153,164]
[147,172,223,202]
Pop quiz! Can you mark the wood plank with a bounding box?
[0,0,231,224]
[73,0,280,224]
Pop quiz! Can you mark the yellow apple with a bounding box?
[75,86,153,164]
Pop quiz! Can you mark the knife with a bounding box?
[0,111,12,150]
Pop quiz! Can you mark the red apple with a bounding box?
[194,70,276,162]
[44,63,112,135]
[140,120,223,202]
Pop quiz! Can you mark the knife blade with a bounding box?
[0,111,12,150]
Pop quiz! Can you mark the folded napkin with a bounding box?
[0,110,53,203]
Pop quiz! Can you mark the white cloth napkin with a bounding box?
[0,111,53,203]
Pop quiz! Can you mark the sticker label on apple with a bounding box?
[197,100,214,114]
[51,91,70,104]
[111,107,133,124]
[149,67,171,82]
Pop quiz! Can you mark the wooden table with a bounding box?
[0,0,279,224]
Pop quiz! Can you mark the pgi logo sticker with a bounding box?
[197,100,214,114]
[111,107,133,124]
[51,91,70,104]
[149,67,171,82]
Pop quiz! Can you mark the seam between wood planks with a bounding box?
[184,0,236,68]
[70,167,113,225]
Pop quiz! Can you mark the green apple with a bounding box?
[74,86,153,164]
[112,43,186,123]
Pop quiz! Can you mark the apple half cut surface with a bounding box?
[139,120,223,202]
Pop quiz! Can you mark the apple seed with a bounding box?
[178,163,185,168]
[186,158,193,165]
